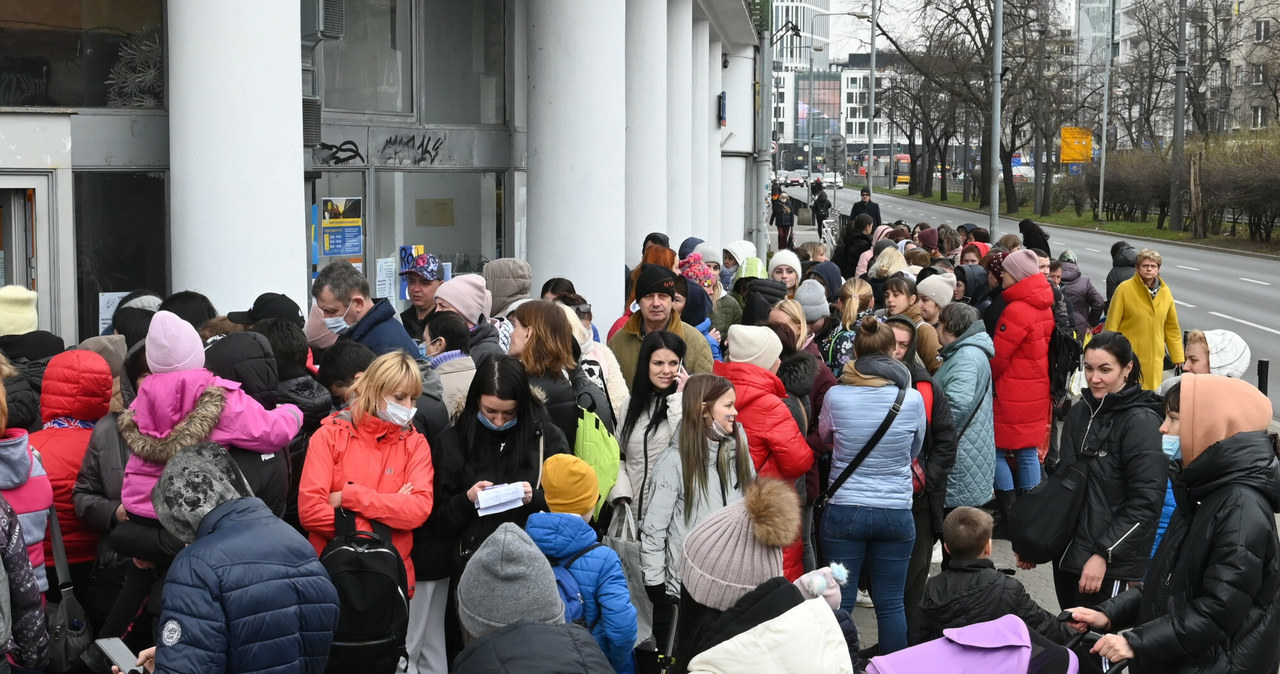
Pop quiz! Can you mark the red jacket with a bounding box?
[991,274,1054,449]
[31,350,113,567]
[713,362,813,481]
[299,412,434,591]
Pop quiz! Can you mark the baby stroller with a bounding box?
[859,615,1129,674]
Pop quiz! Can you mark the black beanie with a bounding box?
[635,264,677,300]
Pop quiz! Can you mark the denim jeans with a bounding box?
[994,447,1041,490]
[820,504,915,653]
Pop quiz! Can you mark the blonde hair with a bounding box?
[1135,248,1163,267]
[771,299,809,349]
[347,351,423,424]
[871,248,907,279]
[796,241,828,261]
[1186,329,1207,350]
[839,278,873,328]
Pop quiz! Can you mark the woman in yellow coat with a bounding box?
[1104,249,1184,390]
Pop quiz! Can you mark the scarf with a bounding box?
[43,417,95,430]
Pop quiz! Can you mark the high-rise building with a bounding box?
[773,0,832,70]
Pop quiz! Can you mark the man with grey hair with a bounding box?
[935,302,998,517]
[311,260,419,355]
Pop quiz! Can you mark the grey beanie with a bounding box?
[152,442,254,544]
[794,280,829,323]
[456,523,565,640]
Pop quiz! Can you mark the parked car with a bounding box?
[784,170,808,186]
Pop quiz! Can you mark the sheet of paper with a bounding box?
[98,292,130,334]
[476,482,525,517]
[375,257,396,299]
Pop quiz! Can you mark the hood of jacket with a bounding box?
[682,283,713,325]
[807,262,844,303]
[278,375,333,426]
[775,351,818,399]
[0,430,31,490]
[1001,272,1054,310]
[1058,260,1083,285]
[204,332,279,408]
[1178,431,1280,512]
[871,224,894,244]
[840,353,912,389]
[1111,243,1137,268]
[1177,373,1273,464]
[346,297,399,341]
[122,371,229,464]
[482,258,533,317]
[883,314,920,367]
[715,360,788,402]
[955,264,989,306]
[724,240,757,269]
[939,321,995,360]
[152,443,255,544]
[417,359,445,401]
[39,349,113,424]
[0,330,65,362]
[524,511,599,560]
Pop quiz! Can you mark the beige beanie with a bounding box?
[0,286,37,336]
[727,324,783,371]
[917,273,956,310]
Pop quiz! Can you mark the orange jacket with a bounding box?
[299,412,434,590]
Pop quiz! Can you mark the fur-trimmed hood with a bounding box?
[775,350,818,400]
[119,384,226,464]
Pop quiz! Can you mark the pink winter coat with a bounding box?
[119,369,301,518]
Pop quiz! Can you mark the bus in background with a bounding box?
[894,154,911,186]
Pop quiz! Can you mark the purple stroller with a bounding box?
[862,615,1128,674]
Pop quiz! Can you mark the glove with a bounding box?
[645,584,668,605]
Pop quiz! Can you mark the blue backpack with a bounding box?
[549,543,603,628]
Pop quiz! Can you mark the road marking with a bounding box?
[1240,277,1271,286]
[1176,265,1200,271]
[1086,247,1101,252]
[1208,311,1280,336]
[1173,300,1196,308]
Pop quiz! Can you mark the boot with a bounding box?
[991,490,1017,540]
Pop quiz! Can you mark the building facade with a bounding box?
[0,0,764,342]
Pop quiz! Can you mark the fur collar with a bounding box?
[775,351,818,398]
[118,386,226,464]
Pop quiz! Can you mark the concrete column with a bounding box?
[707,38,723,249]
[666,0,693,245]
[689,20,710,243]
[625,0,667,265]
[720,156,748,247]
[528,2,626,315]
[720,46,756,244]
[167,1,305,311]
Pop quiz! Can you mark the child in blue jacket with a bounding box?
[526,455,638,673]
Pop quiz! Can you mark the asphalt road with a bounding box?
[787,185,1280,418]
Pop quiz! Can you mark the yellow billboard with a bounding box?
[1060,127,1093,163]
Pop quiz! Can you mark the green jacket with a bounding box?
[711,293,744,337]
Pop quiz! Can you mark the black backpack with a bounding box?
[320,508,409,674]
[1048,323,1083,403]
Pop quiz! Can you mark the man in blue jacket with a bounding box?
[312,260,420,355]
[125,442,340,674]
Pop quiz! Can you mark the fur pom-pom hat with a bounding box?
[680,479,802,611]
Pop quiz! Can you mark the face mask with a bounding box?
[1161,434,1181,460]
[323,305,352,334]
[708,418,734,440]
[477,411,517,432]
[379,398,414,427]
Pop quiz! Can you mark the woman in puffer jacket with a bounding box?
[1069,374,1280,673]
[1023,332,1164,613]
[818,316,926,654]
[610,331,685,522]
[934,303,996,512]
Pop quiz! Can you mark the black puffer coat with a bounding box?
[1097,431,1280,674]
[835,231,873,279]
[917,558,1074,645]
[1057,383,1164,580]
[1105,243,1137,302]
[453,621,614,673]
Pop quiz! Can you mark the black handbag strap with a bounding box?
[46,505,73,599]
[955,374,990,440]
[333,507,393,545]
[818,386,907,506]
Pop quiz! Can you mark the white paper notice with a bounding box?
[375,257,396,299]
[98,292,130,334]
[476,483,525,517]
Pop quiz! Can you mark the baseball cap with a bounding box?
[399,253,441,282]
[227,292,303,327]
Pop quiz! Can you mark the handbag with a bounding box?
[1008,446,1099,564]
[602,502,652,646]
[45,504,93,673]
[814,387,907,564]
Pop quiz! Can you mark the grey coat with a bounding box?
[936,323,997,508]
[72,413,131,569]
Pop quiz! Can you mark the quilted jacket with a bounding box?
[935,323,996,509]
[610,394,683,522]
[526,512,638,673]
[818,371,926,510]
[991,273,1054,449]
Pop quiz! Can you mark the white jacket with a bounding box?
[609,394,683,522]
[687,598,853,674]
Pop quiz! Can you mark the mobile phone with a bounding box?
[95,637,138,672]
[679,359,688,375]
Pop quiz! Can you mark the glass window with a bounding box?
[0,0,164,108]
[374,172,503,276]
[74,172,166,341]
[421,0,505,124]
[312,171,367,272]
[323,0,413,113]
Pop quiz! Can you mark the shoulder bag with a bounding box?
[45,504,93,673]
[814,386,907,565]
[1008,445,1100,564]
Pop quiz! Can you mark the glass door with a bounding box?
[0,188,34,288]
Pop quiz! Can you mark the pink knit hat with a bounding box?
[1003,249,1040,282]
[435,274,492,326]
[145,310,205,374]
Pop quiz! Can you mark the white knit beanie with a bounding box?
[0,286,37,336]
[917,273,956,310]
[1203,329,1251,379]
[727,324,783,371]
[768,250,802,278]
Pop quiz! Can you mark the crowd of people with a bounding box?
[0,210,1270,674]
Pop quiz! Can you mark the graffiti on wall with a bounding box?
[378,133,446,166]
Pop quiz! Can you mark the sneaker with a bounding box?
[856,589,874,608]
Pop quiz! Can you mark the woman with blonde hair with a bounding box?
[819,278,873,376]
[768,299,810,351]
[299,351,434,589]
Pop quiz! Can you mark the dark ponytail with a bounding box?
[1085,331,1143,386]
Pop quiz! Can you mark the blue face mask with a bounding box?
[477,411,517,432]
[1161,434,1181,460]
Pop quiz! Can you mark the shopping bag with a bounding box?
[603,502,652,645]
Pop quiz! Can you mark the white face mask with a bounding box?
[379,398,414,427]
[323,304,352,334]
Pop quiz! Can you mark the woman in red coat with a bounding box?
[990,250,1054,516]
[28,350,114,601]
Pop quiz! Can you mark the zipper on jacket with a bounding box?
[1105,522,1142,563]
[639,433,649,518]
